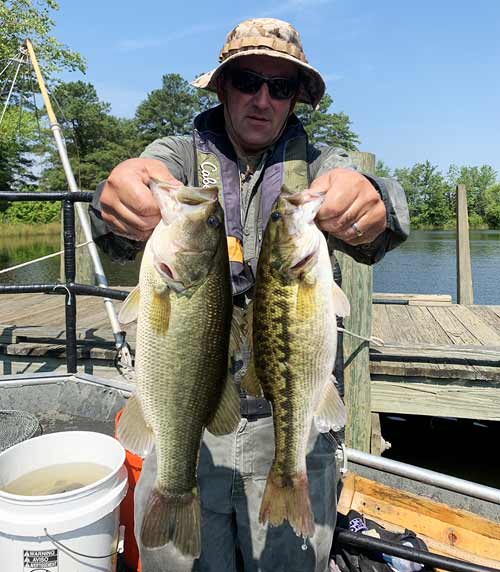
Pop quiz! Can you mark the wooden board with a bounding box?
[338,473,500,566]
[373,293,453,306]
[371,377,500,420]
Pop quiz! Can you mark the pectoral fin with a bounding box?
[116,394,155,458]
[314,375,347,433]
[118,285,141,324]
[332,282,350,318]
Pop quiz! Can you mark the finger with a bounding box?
[315,186,358,222]
[317,198,364,235]
[333,204,386,245]
[102,200,160,241]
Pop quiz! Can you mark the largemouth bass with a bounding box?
[251,189,350,538]
[117,181,241,557]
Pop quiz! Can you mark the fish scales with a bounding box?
[137,247,231,494]
[255,243,337,476]
[117,182,241,557]
[252,190,349,539]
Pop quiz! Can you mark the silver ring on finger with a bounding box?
[351,221,363,238]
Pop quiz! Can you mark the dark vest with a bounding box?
[192,105,310,296]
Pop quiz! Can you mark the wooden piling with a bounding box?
[336,151,375,453]
[456,184,474,305]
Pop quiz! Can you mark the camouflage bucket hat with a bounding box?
[192,18,326,109]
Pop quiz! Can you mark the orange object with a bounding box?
[115,409,143,572]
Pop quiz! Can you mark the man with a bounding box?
[90,17,409,572]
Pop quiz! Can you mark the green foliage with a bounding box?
[0,0,85,77]
[135,74,203,144]
[0,107,39,219]
[0,199,60,223]
[0,0,85,220]
[446,164,497,218]
[375,160,392,178]
[484,183,500,227]
[295,94,359,150]
[39,82,143,192]
[394,161,452,228]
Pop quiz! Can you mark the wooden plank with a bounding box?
[385,305,428,344]
[449,305,500,346]
[380,305,451,380]
[371,304,395,343]
[0,295,64,324]
[406,306,452,345]
[471,305,500,333]
[428,306,483,345]
[337,472,357,515]
[371,378,500,420]
[456,184,474,305]
[373,292,453,305]
[360,514,500,568]
[345,475,500,559]
[370,343,500,366]
[370,362,484,381]
[336,150,376,453]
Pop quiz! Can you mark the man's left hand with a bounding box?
[308,167,387,245]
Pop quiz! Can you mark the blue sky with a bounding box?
[50,0,500,176]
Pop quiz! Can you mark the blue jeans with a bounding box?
[135,416,338,572]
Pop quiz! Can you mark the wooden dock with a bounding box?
[1,291,499,422]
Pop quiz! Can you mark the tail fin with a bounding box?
[141,487,201,557]
[259,471,315,538]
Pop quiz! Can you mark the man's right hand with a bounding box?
[100,158,181,242]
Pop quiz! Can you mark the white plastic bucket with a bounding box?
[0,431,128,572]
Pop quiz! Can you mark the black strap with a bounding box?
[240,396,272,419]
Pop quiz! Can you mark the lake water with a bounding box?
[1,229,499,305]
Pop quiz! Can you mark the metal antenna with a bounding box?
[0,49,25,127]
[23,39,133,372]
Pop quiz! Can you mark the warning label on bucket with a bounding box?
[23,548,58,571]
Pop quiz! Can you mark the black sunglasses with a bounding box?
[229,69,298,100]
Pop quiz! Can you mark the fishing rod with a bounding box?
[22,39,133,374]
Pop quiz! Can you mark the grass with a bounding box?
[0,221,61,237]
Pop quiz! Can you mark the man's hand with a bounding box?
[100,158,181,242]
[308,168,386,245]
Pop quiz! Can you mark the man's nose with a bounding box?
[252,82,272,107]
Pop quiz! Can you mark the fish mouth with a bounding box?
[158,262,175,280]
[289,251,316,273]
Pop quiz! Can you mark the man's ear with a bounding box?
[216,74,225,104]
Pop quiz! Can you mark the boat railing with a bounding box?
[0,190,129,373]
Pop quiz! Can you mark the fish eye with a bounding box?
[271,211,281,222]
[207,215,220,228]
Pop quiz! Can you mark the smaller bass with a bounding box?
[251,189,350,538]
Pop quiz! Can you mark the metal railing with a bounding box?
[0,190,128,373]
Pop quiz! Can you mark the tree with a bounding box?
[39,81,142,192]
[395,161,452,228]
[446,164,497,220]
[135,74,205,143]
[0,0,85,77]
[295,94,359,150]
[375,160,392,177]
[484,183,500,228]
[0,1,85,197]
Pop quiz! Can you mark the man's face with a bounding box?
[219,55,299,154]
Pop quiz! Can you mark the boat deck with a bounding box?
[1,291,499,420]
